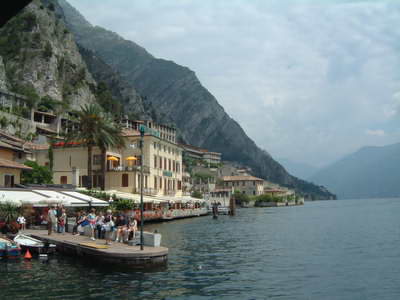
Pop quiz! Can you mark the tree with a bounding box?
[63,104,125,190]
[233,190,250,205]
[21,160,53,184]
[191,190,203,199]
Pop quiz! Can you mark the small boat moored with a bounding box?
[14,234,56,255]
[0,237,21,258]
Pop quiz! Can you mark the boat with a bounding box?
[218,206,229,215]
[0,237,21,258]
[14,234,56,255]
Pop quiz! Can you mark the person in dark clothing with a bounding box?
[115,214,128,243]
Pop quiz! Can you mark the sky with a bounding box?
[68,0,400,167]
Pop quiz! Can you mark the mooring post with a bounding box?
[212,202,218,219]
[229,195,236,216]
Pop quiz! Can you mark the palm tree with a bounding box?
[63,104,125,190]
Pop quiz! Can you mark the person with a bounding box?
[77,212,88,235]
[124,217,138,242]
[87,208,97,241]
[103,210,115,245]
[58,208,67,234]
[72,211,82,235]
[115,214,128,243]
[95,211,105,239]
[56,204,64,233]
[17,215,26,231]
[47,205,57,235]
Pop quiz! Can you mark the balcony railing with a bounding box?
[107,165,150,174]
[132,188,158,196]
[163,190,176,196]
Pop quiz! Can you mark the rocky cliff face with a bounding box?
[0,0,96,109]
[0,56,7,90]
[56,0,335,199]
[77,46,147,119]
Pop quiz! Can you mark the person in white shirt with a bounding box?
[17,215,26,231]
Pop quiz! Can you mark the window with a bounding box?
[4,175,14,187]
[60,176,68,185]
[122,174,129,187]
[253,181,255,186]
[164,158,167,170]
[145,176,148,188]
[253,191,256,195]
[160,157,163,169]
[154,176,157,189]
[93,155,102,165]
[154,155,157,168]
[242,181,245,186]
[160,177,162,189]
[168,159,171,171]
[178,180,182,190]
[81,175,89,187]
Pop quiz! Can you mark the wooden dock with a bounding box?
[23,230,168,269]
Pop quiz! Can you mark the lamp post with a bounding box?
[139,125,145,250]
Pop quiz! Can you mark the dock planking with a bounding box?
[22,230,168,268]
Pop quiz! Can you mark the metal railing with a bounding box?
[108,165,150,173]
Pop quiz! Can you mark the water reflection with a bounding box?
[2,199,400,299]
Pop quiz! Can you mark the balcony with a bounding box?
[163,190,176,196]
[132,188,158,196]
[107,165,150,174]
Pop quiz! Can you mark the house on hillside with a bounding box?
[222,175,264,196]
[0,131,32,187]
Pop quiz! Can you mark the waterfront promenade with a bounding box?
[23,230,168,268]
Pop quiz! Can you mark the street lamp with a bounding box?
[139,125,145,250]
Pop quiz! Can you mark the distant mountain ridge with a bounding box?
[309,143,400,199]
[54,0,335,199]
[277,158,318,180]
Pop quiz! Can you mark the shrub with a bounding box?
[43,41,52,59]
[111,198,134,212]
[191,190,203,199]
[21,160,53,184]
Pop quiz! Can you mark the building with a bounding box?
[221,175,264,196]
[34,128,184,197]
[180,143,221,165]
[0,131,32,187]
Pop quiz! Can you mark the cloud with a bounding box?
[68,0,400,166]
[365,129,386,137]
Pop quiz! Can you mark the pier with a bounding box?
[23,230,168,269]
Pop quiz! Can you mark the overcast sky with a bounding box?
[68,0,400,167]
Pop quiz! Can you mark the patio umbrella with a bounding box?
[107,156,119,161]
[125,156,137,160]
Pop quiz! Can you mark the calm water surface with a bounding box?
[2,198,400,300]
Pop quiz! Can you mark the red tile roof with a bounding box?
[0,159,32,170]
[222,175,264,182]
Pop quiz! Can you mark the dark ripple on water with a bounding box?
[3,199,400,299]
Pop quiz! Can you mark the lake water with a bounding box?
[2,198,400,299]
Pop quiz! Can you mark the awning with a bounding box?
[60,191,109,207]
[0,190,47,207]
[104,190,167,204]
[0,190,88,207]
[32,190,89,207]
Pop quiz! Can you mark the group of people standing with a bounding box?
[72,208,138,245]
[47,205,67,235]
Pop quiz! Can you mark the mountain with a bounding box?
[277,158,318,180]
[309,143,400,199]
[0,0,97,110]
[55,0,335,199]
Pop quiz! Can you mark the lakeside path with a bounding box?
[22,230,168,269]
